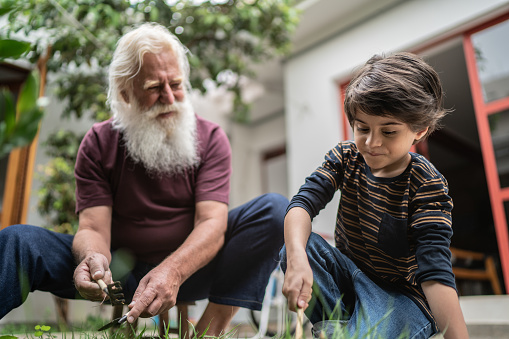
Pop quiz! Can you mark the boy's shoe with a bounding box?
[311,320,348,339]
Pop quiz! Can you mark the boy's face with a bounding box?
[353,111,428,178]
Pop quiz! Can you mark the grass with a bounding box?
[0,315,420,339]
[0,321,239,339]
[0,293,425,339]
[0,313,242,339]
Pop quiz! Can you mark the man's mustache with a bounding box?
[144,104,181,119]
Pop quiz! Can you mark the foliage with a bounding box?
[36,130,84,234]
[0,324,54,339]
[0,73,44,158]
[0,2,44,159]
[33,325,53,338]
[3,0,300,123]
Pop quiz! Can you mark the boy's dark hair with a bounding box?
[344,52,450,140]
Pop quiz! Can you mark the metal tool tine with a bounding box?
[98,314,128,331]
[107,281,125,306]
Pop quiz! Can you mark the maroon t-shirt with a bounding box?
[75,115,231,264]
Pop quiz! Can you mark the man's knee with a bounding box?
[259,192,289,216]
[0,224,38,248]
[1,224,31,236]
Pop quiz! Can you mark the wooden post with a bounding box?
[0,46,51,229]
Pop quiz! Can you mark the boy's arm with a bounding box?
[282,207,314,311]
[421,280,469,339]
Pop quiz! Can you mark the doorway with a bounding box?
[426,41,498,255]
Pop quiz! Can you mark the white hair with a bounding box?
[107,22,191,114]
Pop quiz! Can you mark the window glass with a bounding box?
[489,109,509,188]
[472,20,509,103]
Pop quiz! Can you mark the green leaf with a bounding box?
[0,74,43,158]
[0,39,31,59]
[0,335,19,339]
[0,0,16,16]
[9,107,43,147]
[0,89,16,134]
[17,71,40,114]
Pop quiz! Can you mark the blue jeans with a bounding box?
[0,193,288,319]
[280,233,436,339]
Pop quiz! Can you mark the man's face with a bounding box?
[127,49,185,119]
[114,49,198,175]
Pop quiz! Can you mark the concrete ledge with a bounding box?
[460,295,509,325]
[466,324,509,339]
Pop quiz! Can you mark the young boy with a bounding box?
[280,53,468,339]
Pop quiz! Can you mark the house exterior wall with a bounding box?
[284,0,509,236]
[229,113,287,207]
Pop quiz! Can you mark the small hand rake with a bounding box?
[97,279,125,306]
[96,279,129,331]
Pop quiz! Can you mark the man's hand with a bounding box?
[73,253,112,301]
[282,252,314,312]
[126,264,181,322]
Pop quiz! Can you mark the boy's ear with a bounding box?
[415,127,429,142]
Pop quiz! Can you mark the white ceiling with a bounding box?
[253,0,403,85]
[248,0,402,121]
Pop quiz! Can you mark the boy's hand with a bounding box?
[282,253,313,312]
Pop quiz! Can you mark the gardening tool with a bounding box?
[295,307,304,339]
[96,278,128,331]
[98,314,129,331]
[96,278,125,306]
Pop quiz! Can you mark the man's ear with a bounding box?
[121,90,130,104]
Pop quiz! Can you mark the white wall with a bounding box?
[284,0,509,236]
[229,114,287,208]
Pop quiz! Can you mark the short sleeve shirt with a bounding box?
[75,114,231,264]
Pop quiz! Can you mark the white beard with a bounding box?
[111,96,199,176]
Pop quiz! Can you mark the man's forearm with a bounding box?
[160,219,225,284]
[159,200,228,285]
[72,228,112,264]
[72,205,113,264]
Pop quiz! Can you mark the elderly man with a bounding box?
[0,23,288,335]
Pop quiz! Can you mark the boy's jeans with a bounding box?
[280,233,437,339]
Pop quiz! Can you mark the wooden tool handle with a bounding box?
[97,278,108,293]
[296,307,304,339]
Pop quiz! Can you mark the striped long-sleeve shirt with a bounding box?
[288,141,456,329]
